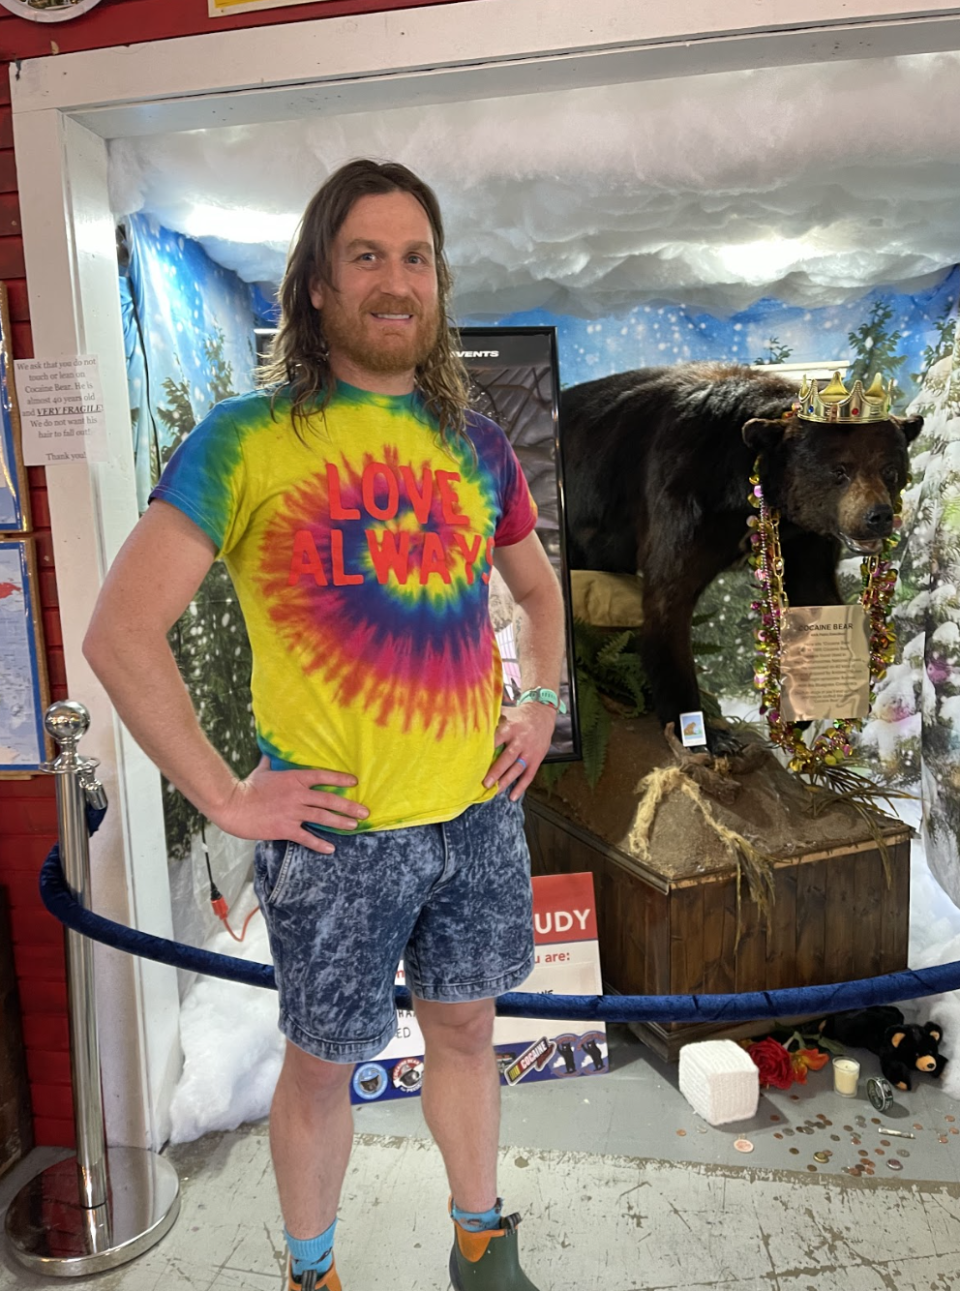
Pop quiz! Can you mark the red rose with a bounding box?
[747,1037,794,1089]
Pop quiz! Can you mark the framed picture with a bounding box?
[0,284,29,534]
[457,327,580,761]
[0,539,50,775]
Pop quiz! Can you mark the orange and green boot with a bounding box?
[283,1256,341,1291]
[449,1211,540,1290]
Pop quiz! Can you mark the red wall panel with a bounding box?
[0,0,465,59]
[0,0,484,1148]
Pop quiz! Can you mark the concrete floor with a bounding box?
[3,1025,960,1290]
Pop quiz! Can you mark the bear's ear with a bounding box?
[888,1029,907,1049]
[925,1023,942,1044]
[742,417,789,449]
[889,414,923,444]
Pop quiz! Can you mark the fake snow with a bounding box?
[109,52,960,318]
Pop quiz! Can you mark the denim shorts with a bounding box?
[252,792,535,1064]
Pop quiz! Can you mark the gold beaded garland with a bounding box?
[748,456,903,775]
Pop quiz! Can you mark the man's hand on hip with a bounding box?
[212,756,369,854]
[484,702,557,802]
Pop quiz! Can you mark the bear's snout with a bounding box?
[918,1056,937,1072]
[863,502,894,535]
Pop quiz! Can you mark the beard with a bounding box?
[322,291,441,377]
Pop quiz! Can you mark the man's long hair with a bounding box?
[259,159,471,449]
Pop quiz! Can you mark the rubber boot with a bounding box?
[283,1255,342,1291]
[449,1212,540,1290]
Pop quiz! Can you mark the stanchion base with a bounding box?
[4,1146,180,1277]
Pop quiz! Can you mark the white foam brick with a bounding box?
[678,1040,760,1126]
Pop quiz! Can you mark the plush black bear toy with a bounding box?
[820,1007,948,1092]
[881,1022,948,1092]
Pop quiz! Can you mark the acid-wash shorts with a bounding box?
[252,791,535,1064]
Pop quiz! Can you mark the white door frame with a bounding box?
[11,0,960,1148]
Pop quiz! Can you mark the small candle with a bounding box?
[833,1057,860,1097]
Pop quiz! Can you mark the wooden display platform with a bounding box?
[525,718,912,1061]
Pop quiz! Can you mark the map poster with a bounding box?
[0,283,30,533]
[0,540,49,775]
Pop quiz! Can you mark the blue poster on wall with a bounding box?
[0,285,28,533]
[0,540,47,773]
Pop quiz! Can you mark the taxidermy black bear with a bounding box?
[559,364,922,753]
[820,1006,947,1092]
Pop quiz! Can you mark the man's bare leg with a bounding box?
[269,1041,355,1237]
[415,998,499,1210]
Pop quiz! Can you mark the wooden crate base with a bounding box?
[524,793,911,1059]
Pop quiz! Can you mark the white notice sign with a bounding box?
[14,356,108,465]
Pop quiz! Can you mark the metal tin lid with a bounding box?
[867,1076,895,1112]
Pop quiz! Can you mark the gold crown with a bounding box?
[797,371,894,425]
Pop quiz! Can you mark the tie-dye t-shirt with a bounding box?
[151,382,537,832]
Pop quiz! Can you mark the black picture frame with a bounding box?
[457,327,580,762]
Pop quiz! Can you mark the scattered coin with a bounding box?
[790,1094,800,1102]
[774,1133,783,1140]
[830,1134,841,1142]
[697,1128,709,1135]
[807,1165,818,1173]
[881,1140,891,1147]
[822,1119,833,1127]
[845,1166,862,1177]
[871,1117,881,1125]
[939,1135,949,1144]
[784,1129,795,1137]
[887,1159,903,1171]
[770,1115,782,1123]
[913,1123,923,1130]
[734,1139,754,1153]
[789,1148,800,1155]
[856,1116,867,1127]
[813,1151,830,1163]
[897,1150,910,1158]
[676,1130,687,1137]
[843,1125,853,1132]
[947,1115,956,1124]
[852,1137,861,1146]
[875,1149,885,1156]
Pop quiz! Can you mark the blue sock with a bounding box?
[452,1199,502,1232]
[285,1219,337,1279]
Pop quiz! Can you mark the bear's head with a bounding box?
[741,413,923,555]
[885,1021,943,1073]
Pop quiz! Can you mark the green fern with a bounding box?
[539,611,722,794]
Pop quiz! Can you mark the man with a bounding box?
[84,159,565,1291]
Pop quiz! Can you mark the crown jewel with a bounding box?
[797,371,894,425]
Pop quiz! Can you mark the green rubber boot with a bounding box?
[449,1212,540,1290]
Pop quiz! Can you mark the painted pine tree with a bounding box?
[845,299,908,407]
[152,332,258,860]
[861,302,960,903]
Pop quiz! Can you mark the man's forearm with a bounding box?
[84,629,238,821]
[514,577,565,694]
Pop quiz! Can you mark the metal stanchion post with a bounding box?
[5,701,181,1276]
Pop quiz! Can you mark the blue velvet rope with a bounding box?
[38,808,960,1024]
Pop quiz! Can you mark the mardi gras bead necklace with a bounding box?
[747,461,901,775]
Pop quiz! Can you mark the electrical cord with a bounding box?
[200,825,261,943]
